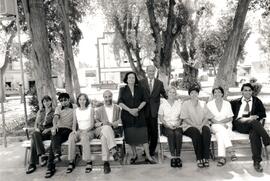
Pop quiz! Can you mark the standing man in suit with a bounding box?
[140,65,167,156]
[230,83,270,172]
[94,90,121,174]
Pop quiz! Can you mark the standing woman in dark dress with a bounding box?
[118,72,156,164]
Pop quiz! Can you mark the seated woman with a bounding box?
[158,86,183,168]
[207,87,237,167]
[180,86,213,168]
[66,93,95,173]
[26,95,54,174]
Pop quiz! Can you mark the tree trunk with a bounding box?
[213,0,251,96]
[0,32,16,102]
[22,0,57,107]
[58,0,80,98]
[146,0,187,87]
[64,54,75,102]
[159,64,171,90]
[182,64,199,89]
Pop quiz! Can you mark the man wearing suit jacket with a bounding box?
[231,83,270,172]
[94,90,121,174]
[139,65,167,156]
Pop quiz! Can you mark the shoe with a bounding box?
[203,159,209,167]
[176,158,182,168]
[145,158,157,164]
[197,160,204,168]
[40,155,48,167]
[130,155,138,164]
[66,162,75,174]
[45,168,55,178]
[231,154,238,161]
[54,153,61,162]
[104,162,111,174]
[254,161,263,173]
[170,158,177,168]
[85,162,93,173]
[26,164,36,174]
[113,151,120,161]
[217,157,226,167]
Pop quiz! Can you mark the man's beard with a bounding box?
[105,100,112,105]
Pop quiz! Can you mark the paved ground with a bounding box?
[0,142,270,181]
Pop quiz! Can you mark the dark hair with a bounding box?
[212,86,225,97]
[241,83,254,91]
[58,93,70,100]
[188,85,200,95]
[76,93,90,108]
[41,95,52,109]
[123,72,139,84]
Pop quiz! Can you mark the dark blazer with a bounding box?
[139,78,167,118]
[230,96,266,130]
[118,85,146,128]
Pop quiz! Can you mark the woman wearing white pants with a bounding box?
[207,87,237,166]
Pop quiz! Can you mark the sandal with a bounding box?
[85,162,93,173]
[197,160,204,168]
[230,151,238,161]
[66,162,75,174]
[217,157,226,167]
[203,159,210,167]
[40,155,48,167]
[231,154,237,161]
[45,169,55,178]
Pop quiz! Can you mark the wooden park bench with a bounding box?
[158,119,269,162]
[21,128,126,167]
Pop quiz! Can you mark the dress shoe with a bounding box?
[26,164,36,174]
[145,158,157,164]
[176,158,182,168]
[170,158,177,167]
[104,161,111,174]
[130,155,138,164]
[254,161,263,172]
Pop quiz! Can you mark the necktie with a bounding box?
[149,79,153,93]
[243,100,250,117]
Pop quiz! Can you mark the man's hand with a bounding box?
[249,115,259,120]
[42,128,51,134]
[51,127,57,136]
[35,128,41,132]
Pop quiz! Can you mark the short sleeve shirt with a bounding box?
[180,100,213,131]
[54,104,76,130]
[158,99,182,127]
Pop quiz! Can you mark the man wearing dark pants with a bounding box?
[139,65,167,156]
[45,93,75,178]
[230,83,270,172]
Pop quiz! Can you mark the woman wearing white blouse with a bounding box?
[158,86,182,168]
[66,93,95,173]
[207,87,237,167]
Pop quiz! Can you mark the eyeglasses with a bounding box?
[59,98,68,102]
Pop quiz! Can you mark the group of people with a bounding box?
[25,65,270,179]
[159,82,270,172]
